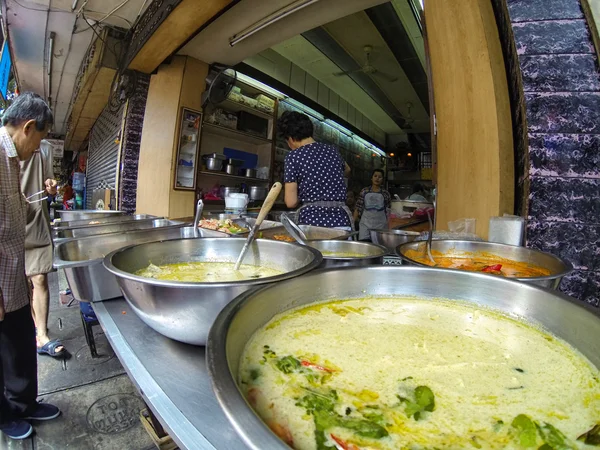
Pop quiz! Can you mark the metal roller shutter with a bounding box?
[86,104,125,209]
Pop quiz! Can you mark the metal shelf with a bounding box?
[198,171,270,183]
[218,99,274,119]
[202,123,271,145]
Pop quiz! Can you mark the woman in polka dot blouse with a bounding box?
[279,111,354,229]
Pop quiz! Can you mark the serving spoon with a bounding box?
[233,182,282,270]
[425,210,436,265]
[280,212,309,246]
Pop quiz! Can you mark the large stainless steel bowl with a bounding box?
[369,228,420,254]
[52,219,184,241]
[103,238,322,345]
[207,266,600,450]
[54,226,199,302]
[397,240,572,289]
[56,209,125,221]
[308,240,386,268]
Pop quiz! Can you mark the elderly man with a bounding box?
[0,92,61,440]
[21,140,64,357]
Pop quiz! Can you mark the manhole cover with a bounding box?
[75,343,115,365]
[87,393,144,434]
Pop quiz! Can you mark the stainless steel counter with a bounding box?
[92,299,249,450]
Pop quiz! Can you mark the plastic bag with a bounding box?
[448,218,476,234]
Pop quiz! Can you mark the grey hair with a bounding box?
[2,92,53,132]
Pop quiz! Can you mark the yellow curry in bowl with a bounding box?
[402,249,550,278]
[239,297,600,450]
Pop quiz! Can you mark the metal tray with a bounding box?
[52,214,159,229]
[55,210,126,221]
[258,224,354,241]
[53,219,184,242]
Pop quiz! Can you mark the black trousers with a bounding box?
[0,305,38,425]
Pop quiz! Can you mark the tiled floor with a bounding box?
[0,271,156,450]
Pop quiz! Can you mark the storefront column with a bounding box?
[426,0,515,239]
[136,56,208,218]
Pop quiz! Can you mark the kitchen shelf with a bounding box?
[218,99,274,120]
[202,123,271,145]
[198,171,270,183]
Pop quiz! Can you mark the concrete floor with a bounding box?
[0,271,159,450]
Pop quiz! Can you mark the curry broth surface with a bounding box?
[136,262,282,282]
[239,297,600,450]
[404,249,551,278]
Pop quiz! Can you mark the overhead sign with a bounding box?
[0,42,12,100]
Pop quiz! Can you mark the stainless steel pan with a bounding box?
[53,219,184,242]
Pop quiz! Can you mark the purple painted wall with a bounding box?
[505,0,600,304]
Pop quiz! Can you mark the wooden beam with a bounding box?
[426,0,514,238]
[128,0,232,74]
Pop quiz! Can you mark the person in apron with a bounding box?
[354,169,391,240]
[279,111,354,231]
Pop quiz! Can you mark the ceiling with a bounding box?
[3,0,149,136]
[179,0,430,139]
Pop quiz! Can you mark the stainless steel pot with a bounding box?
[397,240,572,289]
[53,225,198,302]
[248,186,267,201]
[225,164,237,175]
[308,240,386,268]
[220,186,240,198]
[370,228,420,254]
[56,210,125,221]
[205,157,223,171]
[207,266,600,450]
[244,168,257,178]
[52,219,184,242]
[53,214,159,229]
[103,238,323,345]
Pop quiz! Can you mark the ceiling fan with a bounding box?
[334,45,398,83]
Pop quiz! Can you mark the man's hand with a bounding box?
[45,178,58,195]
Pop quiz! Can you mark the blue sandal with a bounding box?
[37,339,65,357]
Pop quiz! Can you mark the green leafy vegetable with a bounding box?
[275,355,302,374]
[398,385,435,420]
[536,422,576,450]
[578,424,600,445]
[511,414,537,447]
[249,368,260,380]
[296,389,388,450]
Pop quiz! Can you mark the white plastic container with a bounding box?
[225,193,248,213]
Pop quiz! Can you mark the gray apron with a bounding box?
[358,188,388,240]
[292,200,355,231]
[20,149,54,276]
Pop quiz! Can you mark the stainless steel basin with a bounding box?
[308,240,387,268]
[259,224,355,241]
[103,238,323,345]
[370,228,420,254]
[397,240,572,289]
[52,214,159,229]
[54,225,199,302]
[55,210,125,221]
[53,219,184,242]
[207,266,600,450]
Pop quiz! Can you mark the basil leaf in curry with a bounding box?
[578,424,600,445]
[511,414,537,447]
[275,355,302,374]
[536,422,576,450]
[398,385,436,420]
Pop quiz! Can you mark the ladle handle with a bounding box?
[255,182,282,227]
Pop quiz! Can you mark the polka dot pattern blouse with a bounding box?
[284,142,350,228]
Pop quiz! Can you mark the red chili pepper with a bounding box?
[331,434,360,450]
[482,264,503,273]
[301,360,336,373]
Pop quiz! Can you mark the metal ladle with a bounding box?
[280,213,308,245]
[193,199,204,238]
[425,210,436,265]
[234,182,282,270]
